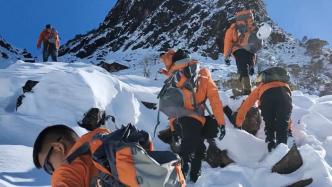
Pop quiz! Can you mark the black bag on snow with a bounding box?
[78,108,107,131]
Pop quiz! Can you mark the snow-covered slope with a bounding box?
[0,37,34,69]
[0,61,332,187]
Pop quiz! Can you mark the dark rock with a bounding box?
[22,80,39,93]
[97,61,129,73]
[272,144,303,174]
[141,101,157,110]
[270,32,287,44]
[16,95,25,111]
[305,38,328,56]
[1,52,8,59]
[242,107,261,136]
[206,143,234,168]
[287,178,313,187]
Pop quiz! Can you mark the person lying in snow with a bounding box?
[159,49,226,182]
[235,67,293,152]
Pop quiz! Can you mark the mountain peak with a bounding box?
[59,0,274,60]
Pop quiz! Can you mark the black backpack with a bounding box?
[260,67,290,83]
[78,108,107,131]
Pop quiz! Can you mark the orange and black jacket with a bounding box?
[37,29,60,49]
[51,128,108,187]
[162,61,225,130]
[236,81,291,127]
[223,24,255,58]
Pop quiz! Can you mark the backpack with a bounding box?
[234,10,263,54]
[154,63,202,135]
[47,29,57,44]
[78,108,108,131]
[260,67,290,83]
[67,124,185,187]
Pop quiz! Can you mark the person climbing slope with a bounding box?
[37,24,60,62]
[158,49,226,182]
[235,67,293,152]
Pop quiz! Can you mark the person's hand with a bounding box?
[225,58,231,66]
[218,125,226,140]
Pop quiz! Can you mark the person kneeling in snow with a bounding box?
[235,67,293,152]
[159,49,226,182]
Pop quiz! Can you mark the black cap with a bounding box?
[45,24,51,29]
[172,49,190,63]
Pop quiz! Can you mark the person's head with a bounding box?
[45,24,52,32]
[160,49,176,70]
[171,49,191,64]
[33,124,79,175]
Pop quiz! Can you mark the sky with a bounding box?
[264,0,332,45]
[0,0,331,57]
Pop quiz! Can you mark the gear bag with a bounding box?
[66,124,186,187]
[234,10,263,54]
[155,63,202,135]
[259,67,290,83]
[77,108,108,131]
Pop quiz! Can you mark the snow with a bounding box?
[0,61,332,187]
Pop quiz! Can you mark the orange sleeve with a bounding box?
[204,69,225,126]
[223,26,234,58]
[51,165,86,187]
[236,86,260,127]
[37,32,44,48]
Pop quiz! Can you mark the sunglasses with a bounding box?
[43,137,62,175]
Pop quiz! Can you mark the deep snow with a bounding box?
[0,61,332,187]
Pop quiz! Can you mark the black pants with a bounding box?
[260,87,292,145]
[43,43,58,62]
[174,117,206,178]
[233,49,255,77]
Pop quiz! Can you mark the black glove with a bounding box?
[218,125,226,140]
[225,58,231,66]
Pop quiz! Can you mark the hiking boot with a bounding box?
[190,170,201,183]
[267,141,276,152]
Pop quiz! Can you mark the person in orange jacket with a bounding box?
[37,24,60,62]
[159,49,226,182]
[235,76,293,152]
[33,124,105,187]
[223,10,257,95]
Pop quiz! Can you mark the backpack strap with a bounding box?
[66,142,90,164]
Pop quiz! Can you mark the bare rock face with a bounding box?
[305,38,328,56]
[0,37,35,63]
[59,0,274,60]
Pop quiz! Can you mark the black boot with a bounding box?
[189,158,202,183]
[267,141,276,152]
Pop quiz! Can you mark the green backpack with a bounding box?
[260,67,290,83]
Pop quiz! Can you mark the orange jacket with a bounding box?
[51,128,108,187]
[236,81,291,127]
[164,61,225,130]
[223,10,255,58]
[37,29,60,49]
